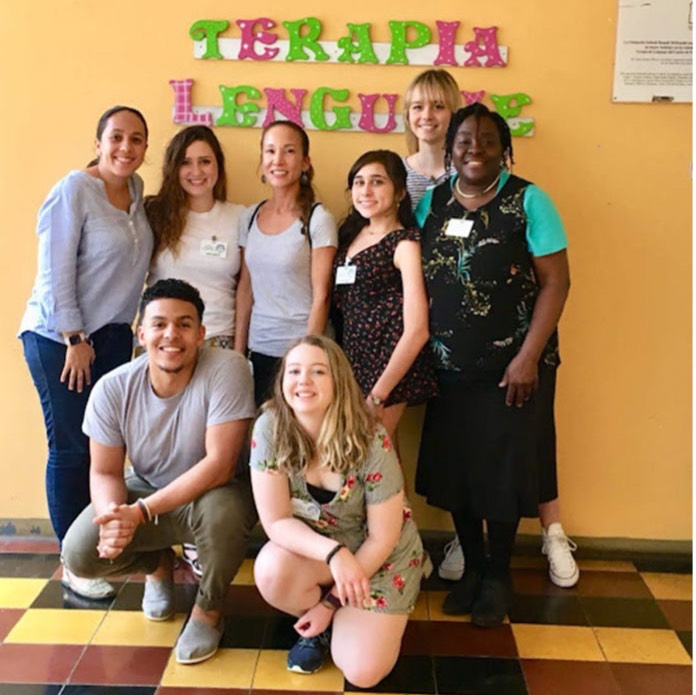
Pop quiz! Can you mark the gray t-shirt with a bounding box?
[239,203,337,357]
[83,348,255,488]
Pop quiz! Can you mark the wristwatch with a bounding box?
[64,332,88,346]
[368,393,384,406]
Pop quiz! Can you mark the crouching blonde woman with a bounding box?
[249,335,428,687]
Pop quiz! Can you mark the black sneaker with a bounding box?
[442,570,482,615]
[287,630,331,674]
[471,575,510,627]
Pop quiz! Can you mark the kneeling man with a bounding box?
[62,279,257,664]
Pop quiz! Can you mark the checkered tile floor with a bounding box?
[0,538,691,694]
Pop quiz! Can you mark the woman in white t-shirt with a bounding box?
[145,125,245,577]
[145,125,244,350]
[235,120,338,406]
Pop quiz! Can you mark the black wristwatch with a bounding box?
[64,332,88,346]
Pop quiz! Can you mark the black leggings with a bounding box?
[452,511,519,579]
[249,351,282,407]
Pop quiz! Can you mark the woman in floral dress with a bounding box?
[250,335,427,686]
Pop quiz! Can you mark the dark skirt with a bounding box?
[416,367,558,522]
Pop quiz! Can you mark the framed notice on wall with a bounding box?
[613,0,692,102]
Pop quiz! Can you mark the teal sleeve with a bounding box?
[414,187,434,228]
[523,185,568,256]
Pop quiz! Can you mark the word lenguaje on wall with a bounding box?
[170,17,535,136]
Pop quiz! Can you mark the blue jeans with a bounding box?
[21,324,133,543]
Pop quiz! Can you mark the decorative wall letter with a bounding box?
[262,88,307,127]
[189,20,229,60]
[217,85,261,126]
[387,21,431,64]
[309,87,352,130]
[464,27,506,67]
[434,21,460,66]
[236,18,279,60]
[462,90,486,105]
[490,92,534,136]
[283,17,330,61]
[337,23,379,64]
[357,93,398,132]
[169,79,213,125]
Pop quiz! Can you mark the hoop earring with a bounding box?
[261,174,267,184]
[300,171,309,186]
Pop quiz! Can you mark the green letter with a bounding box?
[309,87,352,130]
[283,17,330,61]
[387,21,430,65]
[189,20,229,60]
[337,23,379,64]
[217,85,261,127]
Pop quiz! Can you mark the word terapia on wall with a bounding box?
[170,16,535,135]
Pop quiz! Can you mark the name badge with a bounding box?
[335,264,357,285]
[200,239,228,258]
[444,218,474,238]
[292,497,322,520]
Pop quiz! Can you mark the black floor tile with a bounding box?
[111,581,196,613]
[0,554,60,578]
[434,655,528,695]
[676,630,692,657]
[508,594,588,626]
[262,614,299,649]
[346,654,435,693]
[219,615,266,649]
[580,596,671,629]
[30,580,119,610]
[633,557,693,574]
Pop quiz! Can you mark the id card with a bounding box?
[292,497,322,521]
[200,239,228,258]
[335,264,357,285]
[444,218,474,238]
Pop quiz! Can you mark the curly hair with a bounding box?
[263,335,375,476]
[144,126,227,258]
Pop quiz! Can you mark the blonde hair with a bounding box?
[403,69,462,154]
[264,335,375,476]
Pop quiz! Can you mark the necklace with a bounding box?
[455,171,501,199]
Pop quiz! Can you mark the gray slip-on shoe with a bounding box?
[175,617,224,664]
[142,577,175,621]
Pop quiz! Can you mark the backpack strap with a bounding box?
[247,200,268,231]
[301,202,321,249]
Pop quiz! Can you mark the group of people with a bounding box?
[18,68,576,684]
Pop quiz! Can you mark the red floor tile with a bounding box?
[0,608,24,641]
[70,645,171,685]
[575,572,652,598]
[0,643,84,682]
[610,663,693,695]
[158,690,249,695]
[522,659,623,695]
[429,621,518,658]
[658,599,693,631]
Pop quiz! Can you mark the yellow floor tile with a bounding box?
[577,560,637,573]
[232,558,256,585]
[253,649,345,691]
[5,608,105,644]
[92,611,186,646]
[409,592,428,621]
[641,572,692,600]
[512,624,605,661]
[160,647,258,688]
[0,578,48,608]
[595,627,692,665]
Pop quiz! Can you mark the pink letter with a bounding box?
[462,90,486,105]
[262,88,308,127]
[236,18,279,60]
[357,93,398,133]
[464,26,506,67]
[434,21,460,66]
[169,79,213,126]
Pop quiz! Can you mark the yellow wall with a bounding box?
[0,1,691,540]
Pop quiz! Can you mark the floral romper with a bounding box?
[250,410,426,614]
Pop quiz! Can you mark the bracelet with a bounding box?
[325,543,345,565]
[132,500,146,524]
[320,589,342,610]
[137,498,153,523]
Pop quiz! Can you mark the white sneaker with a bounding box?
[542,523,579,588]
[438,536,465,581]
[61,567,116,600]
